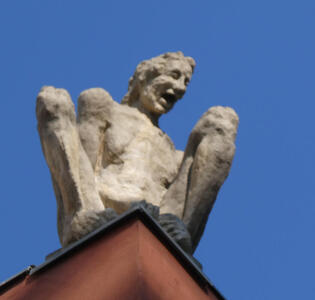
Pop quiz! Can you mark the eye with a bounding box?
[170,70,181,80]
[215,128,224,135]
[184,77,190,85]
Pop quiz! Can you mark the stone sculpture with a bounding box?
[36,52,238,256]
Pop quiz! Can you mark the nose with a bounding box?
[174,78,186,98]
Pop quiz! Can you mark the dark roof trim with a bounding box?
[0,265,35,294]
[1,206,225,299]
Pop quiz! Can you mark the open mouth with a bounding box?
[162,93,177,104]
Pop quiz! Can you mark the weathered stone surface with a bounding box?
[36,52,239,251]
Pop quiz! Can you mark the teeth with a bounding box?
[166,88,174,95]
[160,97,167,105]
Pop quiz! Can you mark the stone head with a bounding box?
[122,52,195,116]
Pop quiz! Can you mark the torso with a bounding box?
[95,103,181,213]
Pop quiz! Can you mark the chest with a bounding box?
[103,109,178,174]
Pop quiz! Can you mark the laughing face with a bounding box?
[138,59,193,116]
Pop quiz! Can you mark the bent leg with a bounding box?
[183,106,239,251]
[77,88,115,172]
[161,106,238,252]
[36,86,104,245]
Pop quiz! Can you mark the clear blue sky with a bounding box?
[1,1,314,299]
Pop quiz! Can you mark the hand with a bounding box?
[131,200,160,220]
[158,213,193,255]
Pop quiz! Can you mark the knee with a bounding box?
[36,86,75,124]
[193,106,239,141]
[78,88,112,121]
